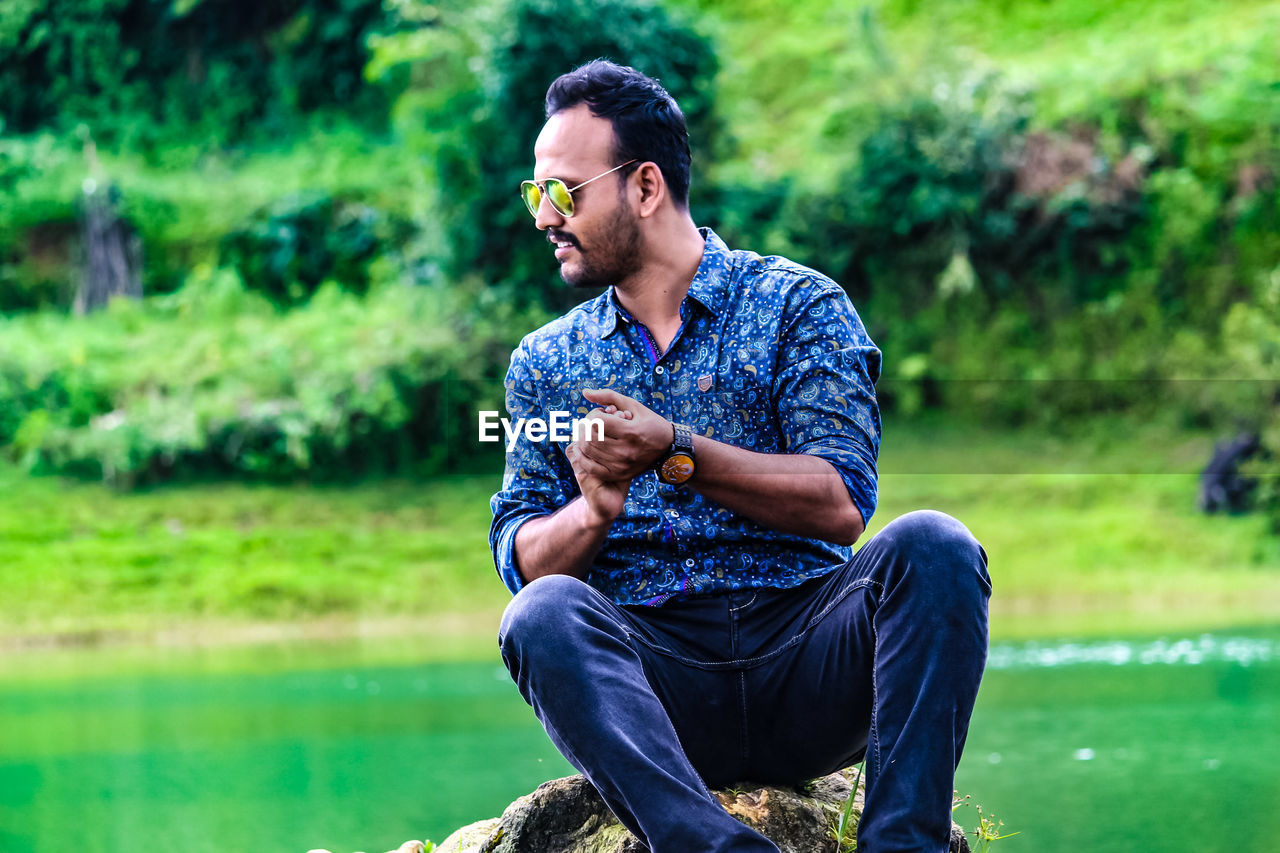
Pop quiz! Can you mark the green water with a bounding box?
[2,628,1277,853]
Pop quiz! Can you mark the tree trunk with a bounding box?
[76,182,143,314]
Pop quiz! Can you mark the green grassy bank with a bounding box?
[2,417,1276,648]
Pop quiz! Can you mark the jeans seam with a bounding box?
[869,603,882,783]
[728,592,758,612]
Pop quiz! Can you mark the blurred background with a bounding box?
[1,0,1278,851]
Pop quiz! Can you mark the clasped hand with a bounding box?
[564,388,672,521]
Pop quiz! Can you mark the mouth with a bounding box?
[549,234,577,261]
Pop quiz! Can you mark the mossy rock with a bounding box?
[433,770,969,853]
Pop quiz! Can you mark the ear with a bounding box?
[633,162,666,218]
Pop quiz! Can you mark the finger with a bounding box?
[577,438,642,477]
[582,387,636,410]
[569,444,616,481]
[567,442,600,475]
[575,434,627,470]
[578,408,608,432]
[576,434,606,462]
[580,407,629,438]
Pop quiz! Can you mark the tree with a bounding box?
[397,0,719,309]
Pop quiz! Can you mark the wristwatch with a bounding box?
[656,422,697,485]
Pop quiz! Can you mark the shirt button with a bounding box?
[666,510,680,519]
[654,366,665,375]
[684,559,695,568]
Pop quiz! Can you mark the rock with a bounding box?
[306,838,428,853]
[434,818,502,852]
[432,769,970,853]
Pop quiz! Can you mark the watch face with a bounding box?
[660,453,695,484]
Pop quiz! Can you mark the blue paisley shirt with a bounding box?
[489,228,881,606]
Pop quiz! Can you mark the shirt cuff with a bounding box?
[492,510,544,596]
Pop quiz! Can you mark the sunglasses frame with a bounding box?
[520,159,639,218]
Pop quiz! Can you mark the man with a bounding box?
[489,59,991,853]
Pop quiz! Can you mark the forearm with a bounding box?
[689,434,865,546]
[512,495,616,584]
[571,388,866,546]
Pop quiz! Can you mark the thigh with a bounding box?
[634,644,746,786]
[621,595,775,787]
[736,566,878,784]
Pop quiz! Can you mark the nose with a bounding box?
[534,192,565,231]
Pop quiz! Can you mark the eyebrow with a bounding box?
[533,171,586,186]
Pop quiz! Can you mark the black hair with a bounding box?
[545,59,692,208]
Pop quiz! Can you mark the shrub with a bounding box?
[374,0,719,310]
[0,268,540,486]
[0,0,389,145]
[219,191,412,308]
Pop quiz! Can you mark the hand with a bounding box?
[576,388,672,480]
[566,404,634,524]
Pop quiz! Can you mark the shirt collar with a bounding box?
[600,227,733,338]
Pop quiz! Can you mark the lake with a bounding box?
[1,626,1277,853]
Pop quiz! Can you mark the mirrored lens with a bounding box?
[545,180,574,217]
[520,181,541,217]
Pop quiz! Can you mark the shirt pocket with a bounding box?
[685,370,779,452]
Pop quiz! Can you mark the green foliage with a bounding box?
[376,0,719,309]
[0,134,81,311]
[0,0,389,145]
[779,74,1039,309]
[1197,265,1280,533]
[831,762,864,852]
[692,0,1279,432]
[0,125,424,313]
[954,794,1019,852]
[0,269,539,486]
[0,0,1276,523]
[711,67,1152,419]
[685,0,1280,178]
[220,191,411,308]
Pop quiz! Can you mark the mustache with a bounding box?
[548,229,579,248]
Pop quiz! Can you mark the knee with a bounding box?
[878,510,990,595]
[499,575,622,699]
[499,574,599,659]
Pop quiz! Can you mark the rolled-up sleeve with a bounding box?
[488,342,576,596]
[773,285,882,528]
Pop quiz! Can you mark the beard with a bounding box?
[557,202,642,291]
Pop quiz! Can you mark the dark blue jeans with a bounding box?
[499,510,991,853]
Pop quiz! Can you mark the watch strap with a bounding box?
[656,422,697,485]
[671,421,694,456]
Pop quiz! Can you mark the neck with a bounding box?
[612,213,704,339]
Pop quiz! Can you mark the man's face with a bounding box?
[530,105,641,290]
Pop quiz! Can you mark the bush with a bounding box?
[710,71,1153,419]
[0,269,541,486]
[374,0,719,310]
[1210,289,1280,532]
[0,0,389,145]
[0,126,426,313]
[219,191,413,308]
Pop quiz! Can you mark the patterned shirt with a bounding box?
[489,228,881,606]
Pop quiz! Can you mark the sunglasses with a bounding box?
[520,160,638,218]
